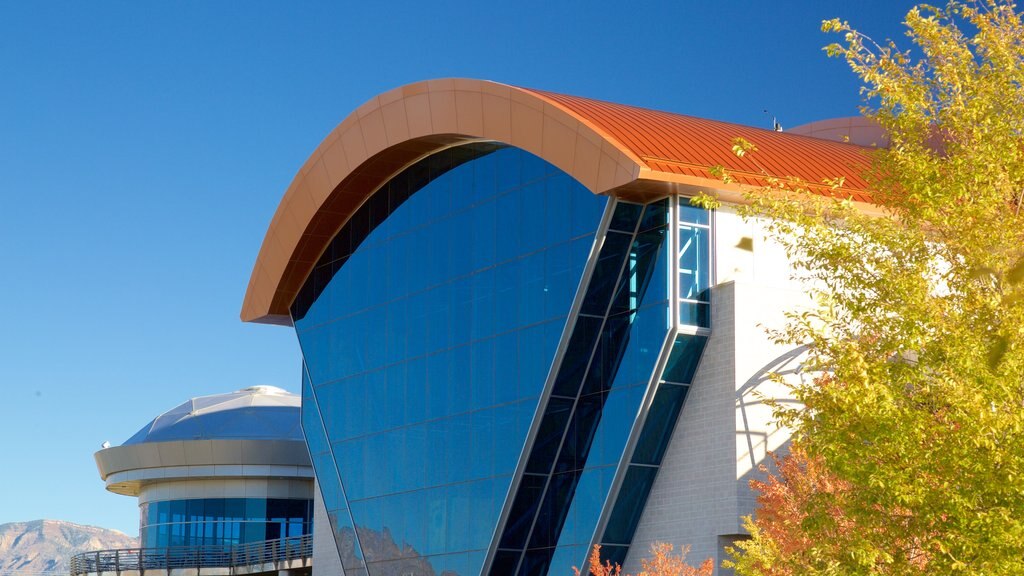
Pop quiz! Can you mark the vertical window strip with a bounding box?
[590,196,712,570]
[491,200,670,576]
[677,199,712,329]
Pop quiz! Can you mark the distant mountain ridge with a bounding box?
[0,520,136,575]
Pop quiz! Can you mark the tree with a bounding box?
[725,448,930,575]
[712,1,1024,574]
[574,543,713,576]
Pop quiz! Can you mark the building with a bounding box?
[241,79,877,576]
[79,386,315,576]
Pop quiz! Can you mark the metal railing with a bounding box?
[68,534,312,576]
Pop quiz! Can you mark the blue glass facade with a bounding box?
[492,200,673,576]
[294,143,712,576]
[295,145,607,576]
[589,198,712,567]
[140,498,313,548]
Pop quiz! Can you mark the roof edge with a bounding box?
[95,439,311,483]
[241,78,647,324]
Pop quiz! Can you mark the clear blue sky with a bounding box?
[0,1,919,537]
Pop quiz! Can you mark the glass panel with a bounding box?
[525,398,574,475]
[169,500,186,524]
[662,334,709,385]
[581,325,711,560]
[551,315,602,398]
[492,550,521,573]
[518,548,555,576]
[245,499,266,522]
[554,466,610,557]
[186,499,204,521]
[631,384,689,465]
[554,392,603,474]
[678,224,710,302]
[243,522,266,544]
[679,300,711,328]
[678,201,710,226]
[609,227,668,315]
[548,546,586,576]
[608,201,643,233]
[499,474,546,551]
[529,469,582,549]
[331,510,365,568]
[601,466,658,545]
[580,314,631,396]
[579,231,633,316]
[157,500,170,524]
[599,545,629,568]
[638,199,669,232]
[204,499,224,522]
[222,498,244,522]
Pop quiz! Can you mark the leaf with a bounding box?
[1007,254,1024,285]
[988,335,1009,370]
[730,3,1024,574]
[731,137,757,158]
[971,266,998,281]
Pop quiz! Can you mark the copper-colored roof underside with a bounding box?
[242,78,875,325]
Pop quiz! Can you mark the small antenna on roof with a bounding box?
[763,109,783,132]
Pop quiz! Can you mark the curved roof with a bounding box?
[531,89,874,196]
[242,78,876,325]
[123,386,302,444]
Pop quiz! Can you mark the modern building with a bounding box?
[81,386,315,576]
[241,79,876,576]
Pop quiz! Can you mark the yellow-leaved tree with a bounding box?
[713,1,1024,574]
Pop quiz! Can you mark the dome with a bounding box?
[123,386,302,445]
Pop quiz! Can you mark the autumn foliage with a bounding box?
[715,1,1024,574]
[573,543,712,576]
[726,447,930,575]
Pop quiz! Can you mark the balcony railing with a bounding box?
[68,534,312,576]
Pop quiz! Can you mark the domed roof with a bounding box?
[123,386,302,445]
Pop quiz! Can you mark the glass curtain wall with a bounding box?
[293,145,607,576]
[491,200,673,576]
[293,143,714,576]
[140,498,312,548]
[589,197,713,568]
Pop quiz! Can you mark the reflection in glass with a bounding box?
[139,498,313,547]
[496,200,674,576]
[294,145,607,575]
[590,198,713,569]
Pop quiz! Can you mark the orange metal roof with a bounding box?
[529,88,875,202]
[242,78,878,325]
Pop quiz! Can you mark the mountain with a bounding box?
[0,520,137,575]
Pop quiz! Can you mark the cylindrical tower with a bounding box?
[94,385,314,548]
